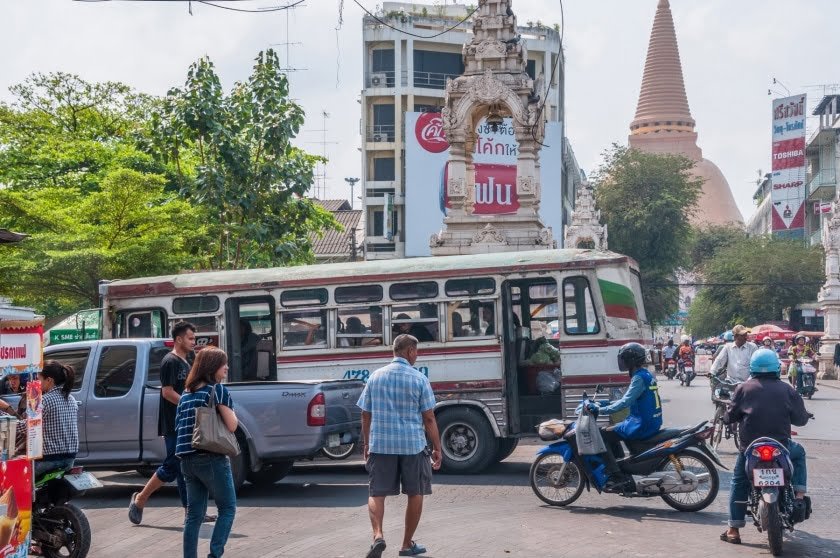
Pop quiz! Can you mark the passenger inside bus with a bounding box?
[451,312,466,338]
[482,305,496,336]
[393,313,435,342]
[240,320,260,380]
[336,307,384,347]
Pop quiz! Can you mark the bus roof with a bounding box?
[105,248,634,298]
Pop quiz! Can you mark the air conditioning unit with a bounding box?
[373,133,386,142]
[370,73,388,87]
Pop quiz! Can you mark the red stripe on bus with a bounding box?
[561,374,629,385]
[604,303,639,321]
[559,338,645,348]
[277,344,501,364]
[431,379,504,392]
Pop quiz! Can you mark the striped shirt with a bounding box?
[357,357,436,455]
[20,387,79,457]
[175,384,234,457]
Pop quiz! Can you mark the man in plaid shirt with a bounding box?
[357,334,442,558]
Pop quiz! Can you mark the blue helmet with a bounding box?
[723,331,734,342]
[750,348,781,378]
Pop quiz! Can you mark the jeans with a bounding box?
[181,453,236,558]
[729,440,807,528]
[34,457,75,478]
[157,434,187,508]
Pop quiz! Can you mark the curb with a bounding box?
[817,381,840,391]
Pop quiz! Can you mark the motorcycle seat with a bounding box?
[633,421,708,445]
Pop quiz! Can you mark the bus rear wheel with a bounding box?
[438,407,498,474]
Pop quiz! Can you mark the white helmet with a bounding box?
[680,335,690,343]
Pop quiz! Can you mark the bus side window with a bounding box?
[392,303,439,342]
[563,277,600,335]
[336,306,383,347]
[448,299,495,338]
[281,309,327,349]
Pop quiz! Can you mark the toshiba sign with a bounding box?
[770,95,807,237]
[405,112,563,257]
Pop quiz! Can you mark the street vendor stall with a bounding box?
[0,317,44,558]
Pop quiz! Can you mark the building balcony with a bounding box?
[806,169,837,201]
[413,70,460,90]
[366,70,408,89]
[365,125,396,143]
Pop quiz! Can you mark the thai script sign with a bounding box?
[770,94,807,237]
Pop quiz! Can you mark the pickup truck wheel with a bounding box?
[438,407,498,474]
[247,460,295,486]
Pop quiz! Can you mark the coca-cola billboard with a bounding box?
[404,112,563,257]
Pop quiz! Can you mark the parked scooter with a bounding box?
[743,435,813,556]
[529,391,724,511]
[31,466,100,558]
[793,358,817,400]
[664,358,678,380]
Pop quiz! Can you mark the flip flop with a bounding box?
[128,492,143,525]
[399,541,427,556]
[366,538,386,558]
[720,531,741,545]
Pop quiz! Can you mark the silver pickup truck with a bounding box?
[6,339,363,490]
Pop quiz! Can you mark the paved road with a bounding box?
[78,376,840,557]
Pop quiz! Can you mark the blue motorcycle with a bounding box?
[530,391,725,512]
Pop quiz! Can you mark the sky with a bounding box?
[1,0,838,222]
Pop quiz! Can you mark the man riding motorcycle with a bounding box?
[587,342,662,493]
[677,335,695,384]
[662,339,678,361]
[710,324,757,382]
[720,348,810,545]
[787,334,815,391]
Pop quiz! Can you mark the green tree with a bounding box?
[689,224,746,269]
[684,236,824,337]
[151,49,338,269]
[593,145,703,324]
[0,169,203,313]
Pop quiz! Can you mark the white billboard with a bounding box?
[404,112,563,257]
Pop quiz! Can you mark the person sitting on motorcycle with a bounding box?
[761,336,775,352]
[662,338,678,361]
[710,325,757,382]
[16,361,80,477]
[677,336,694,382]
[587,342,663,493]
[787,334,814,391]
[720,348,810,545]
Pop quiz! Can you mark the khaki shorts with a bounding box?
[366,452,433,497]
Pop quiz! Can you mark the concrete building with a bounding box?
[360,2,569,259]
[746,173,773,237]
[628,0,742,227]
[804,94,840,246]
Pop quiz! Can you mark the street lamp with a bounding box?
[344,177,360,210]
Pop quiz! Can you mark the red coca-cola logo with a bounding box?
[415,112,449,153]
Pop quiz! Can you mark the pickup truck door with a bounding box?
[84,344,144,462]
[41,346,94,458]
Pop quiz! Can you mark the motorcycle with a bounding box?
[31,466,101,558]
[709,375,741,450]
[678,358,696,387]
[664,358,678,380]
[529,390,724,511]
[744,436,813,556]
[793,358,817,400]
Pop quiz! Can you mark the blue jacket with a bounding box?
[599,368,663,440]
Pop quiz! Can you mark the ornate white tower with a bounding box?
[564,182,607,250]
[430,0,555,255]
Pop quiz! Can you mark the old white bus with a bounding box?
[100,249,650,473]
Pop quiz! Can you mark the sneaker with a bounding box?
[792,499,807,523]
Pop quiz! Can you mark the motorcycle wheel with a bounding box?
[760,500,784,556]
[711,407,725,450]
[320,442,356,460]
[658,451,719,512]
[35,503,92,558]
[529,453,584,507]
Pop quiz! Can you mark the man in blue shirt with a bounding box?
[357,334,442,558]
[588,342,663,492]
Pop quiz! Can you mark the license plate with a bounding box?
[753,468,783,487]
[684,367,693,373]
[327,433,340,448]
[64,472,103,491]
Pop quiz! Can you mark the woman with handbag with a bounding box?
[175,347,238,558]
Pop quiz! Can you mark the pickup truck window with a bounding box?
[45,348,91,391]
[146,346,171,387]
[94,346,138,398]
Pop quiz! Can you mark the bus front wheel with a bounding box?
[437,407,498,474]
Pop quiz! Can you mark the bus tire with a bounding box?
[495,437,519,463]
[437,407,498,474]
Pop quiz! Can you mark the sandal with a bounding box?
[366,538,386,558]
[720,531,741,544]
[399,541,427,556]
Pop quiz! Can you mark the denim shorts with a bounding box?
[366,452,432,497]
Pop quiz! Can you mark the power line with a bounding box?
[74,0,305,12]
[648,282,823,288]
[352,0,478,39]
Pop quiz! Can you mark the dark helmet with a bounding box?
[617,342,647,372]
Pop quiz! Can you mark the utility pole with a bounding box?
[344,177,360,209]
[348,227,358,262]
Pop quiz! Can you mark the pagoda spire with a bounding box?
[630,0,695,136]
